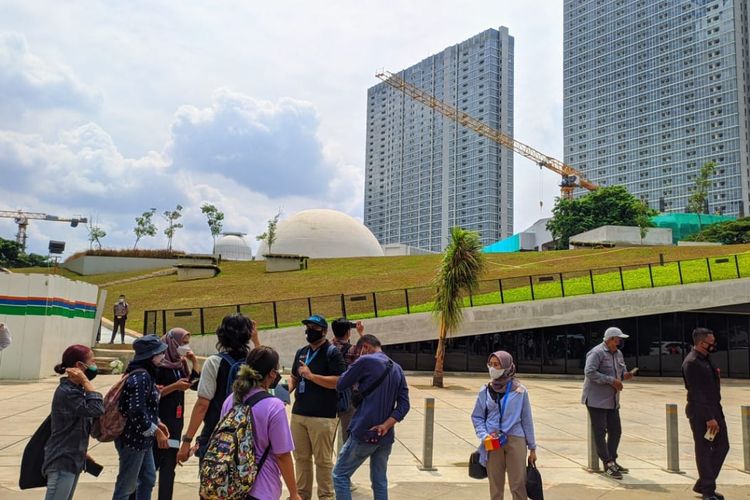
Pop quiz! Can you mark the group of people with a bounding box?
[37,310,730,500]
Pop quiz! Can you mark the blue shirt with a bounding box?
[471,383,536,466]
[336,352,410,445]
[118,370,160,450]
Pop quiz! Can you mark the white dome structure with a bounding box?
[214,232,253,261]
[256,209,384,259]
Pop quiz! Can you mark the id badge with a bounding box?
[298,379,306,394]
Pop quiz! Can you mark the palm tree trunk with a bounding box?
[432,322,447,388]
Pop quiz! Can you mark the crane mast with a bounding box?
[0,210,87,252]
[375,70,598,200]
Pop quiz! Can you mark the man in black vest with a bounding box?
[682,327,729,500]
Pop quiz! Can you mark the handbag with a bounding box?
[526,462,544,500]
[467,382,512,480]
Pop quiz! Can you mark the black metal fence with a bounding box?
[143,252,750,336]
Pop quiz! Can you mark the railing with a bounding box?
[143,252,750,336]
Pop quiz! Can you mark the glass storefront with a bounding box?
[382,309,750,379]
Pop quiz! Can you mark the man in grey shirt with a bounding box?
[581,327,635,479]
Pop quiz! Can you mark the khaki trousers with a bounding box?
[486,435,528,500]
[291,413,337,500]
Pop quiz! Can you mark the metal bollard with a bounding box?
[665,403,681,473]
[743,405,750,474]
[419,398,437,471]
[587,412,600,472]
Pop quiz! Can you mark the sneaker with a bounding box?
[703,495,721,500]
[604,462,622,480]
[614,462,629,474]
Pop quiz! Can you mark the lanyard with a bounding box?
[305,346,321,365]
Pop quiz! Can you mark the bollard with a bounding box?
[743,406,750,474]
[587,412,601,472]
[665,403,681,473]
[419,398,437,471]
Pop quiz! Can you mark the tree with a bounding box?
[256,210,281,254]
[133,209,157,249]
[87,220,106,250]
[201,203,225,251]
[0,237,49,268]
[432,227,485,388]
[687,161,717,214]
[162,204,184,252]
[685,217,750,244]
[546,186,657,249]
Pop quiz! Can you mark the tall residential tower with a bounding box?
[364,27,514,252]
[564,0,750,216]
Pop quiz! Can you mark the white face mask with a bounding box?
[176,345,192,357]
[489,366,506,380]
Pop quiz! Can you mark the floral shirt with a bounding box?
[118,370,160,450]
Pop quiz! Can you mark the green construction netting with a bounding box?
[651,213,736,244]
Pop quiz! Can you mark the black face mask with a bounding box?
[305,328,324,344]
[84,365,98,381]
[270,372,281,389]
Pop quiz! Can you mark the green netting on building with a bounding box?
[651,213,735,244]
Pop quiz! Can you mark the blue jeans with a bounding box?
[45,469,79,500]
[112,439,156,500]
[332,437,392,500]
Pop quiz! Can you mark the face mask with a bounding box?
[152,354,166,366]
[119,298,125,303]
[706,342,718,353]
[489,366,506,380]
[176,345,192,357]
[80,363,98,381]
[305,328,324,344]
[270,372,281,389]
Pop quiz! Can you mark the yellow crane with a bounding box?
[0,209,87,252]
[375,70,598,200]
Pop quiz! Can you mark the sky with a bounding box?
[0,0,564,256]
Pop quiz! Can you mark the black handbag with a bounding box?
[468,450,487,479]
[19,416,51,489]
[526,462,544,500]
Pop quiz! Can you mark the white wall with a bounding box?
[0,273,99,379]
[63,255,177,275]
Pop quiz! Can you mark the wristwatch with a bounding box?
[181,434,193,444]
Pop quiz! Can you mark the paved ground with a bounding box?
[1,373,748,499]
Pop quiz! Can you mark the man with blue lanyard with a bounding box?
[289,315,346,500]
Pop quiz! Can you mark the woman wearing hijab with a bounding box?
[471,351,537,500]
[154,328,201,500]
[43,345,104,500]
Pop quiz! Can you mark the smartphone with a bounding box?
[704,429,716,442]
[364,430,381,444]
[630,367,639,375]
[168,439,181,449]
[85,458,103,477]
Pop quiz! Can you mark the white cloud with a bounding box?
[0,32,100,120]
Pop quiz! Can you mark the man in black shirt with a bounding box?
[290,314,346,500]
[682,327,729,500]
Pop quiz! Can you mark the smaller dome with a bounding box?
[214,233,253,261]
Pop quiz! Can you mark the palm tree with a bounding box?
[432,227,485,388]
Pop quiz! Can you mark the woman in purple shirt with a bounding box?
[220,346,301,500]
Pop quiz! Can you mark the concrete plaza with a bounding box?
[1,373,748,499]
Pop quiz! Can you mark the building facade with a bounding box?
[564,0,750,217]
[365,27,514,252]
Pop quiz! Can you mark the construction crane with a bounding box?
[0,209,87,252]
[375,70,598,199]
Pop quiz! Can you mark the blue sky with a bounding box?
[0,0,563,256]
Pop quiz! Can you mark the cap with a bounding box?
[302,314,328,329]
[604,327,629,340]
[132,334,168,361]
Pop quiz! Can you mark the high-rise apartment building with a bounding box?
[364,27,514,252]
[564,0,750,217]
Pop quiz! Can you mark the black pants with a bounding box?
[587,406,622,465]
[154,447,178,500]
[689,416,730,495]
[110,316,127,343]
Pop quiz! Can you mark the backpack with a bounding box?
[91,368,147,442]
[199,391,273,500]
[218,352,246,398]
[334,344,353,413]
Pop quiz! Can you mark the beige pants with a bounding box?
[291,413,337,500]
[486,435,528,500]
